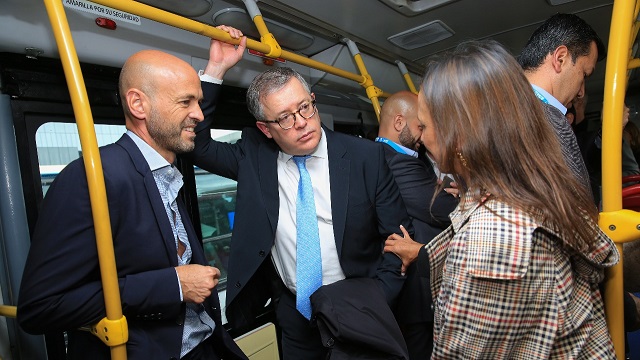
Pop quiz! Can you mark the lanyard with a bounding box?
[532,88,549,104]
[375,137,417,157]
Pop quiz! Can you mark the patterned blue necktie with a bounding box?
[292,155,322,320]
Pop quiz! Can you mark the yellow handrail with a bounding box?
[0,305,16,318]
[600,0,640,358]
[42,1,127,359]
[342,38,383,120]
[87,0,395,118]
[89,0,368,86]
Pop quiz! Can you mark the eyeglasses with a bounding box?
[259,100,316,130]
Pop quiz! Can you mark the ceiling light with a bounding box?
[379,0,458,16]
[388,20,454,50]
[135,0,212,17]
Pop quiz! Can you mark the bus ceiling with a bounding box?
[2,0,637,112]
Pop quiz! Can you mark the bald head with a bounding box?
[119,50,198,118]
[118,49,204,163]
[378,91,422,150]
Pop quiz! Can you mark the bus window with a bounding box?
[36,123,240,292]
[36,122,126,195]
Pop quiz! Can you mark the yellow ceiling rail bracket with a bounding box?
[260,31,283,59]
[395,61,418,94]
[358,73,374,88]
[242,0,282,58]
[630,58,640,69]
[599,209,640,243]
[365,84,384,100]
[0,305,17,318]
[90,316,129,347]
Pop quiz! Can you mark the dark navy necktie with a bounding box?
[292,155,322,320]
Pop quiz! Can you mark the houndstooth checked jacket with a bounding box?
[427,196,619,359]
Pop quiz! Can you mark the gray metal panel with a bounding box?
[0,95,47,359]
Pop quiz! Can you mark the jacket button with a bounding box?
[326,337,335,347]
[258,250,265,257]
[235,281,241,288]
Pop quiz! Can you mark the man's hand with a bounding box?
[203,25,247,79]
[384,225,423,274]
[175,264,221,304]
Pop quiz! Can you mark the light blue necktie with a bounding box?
[292,155,322,320]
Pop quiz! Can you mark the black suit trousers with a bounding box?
[275,288,328,360]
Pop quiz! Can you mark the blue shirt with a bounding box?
[126,131,215,357]
[531,84,567,115]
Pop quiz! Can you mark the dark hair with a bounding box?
[518,13,606,71]
[421,40,599,251]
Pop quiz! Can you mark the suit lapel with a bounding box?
[326,130,349,256]
[258,140,280,234]
[116,135,179,266]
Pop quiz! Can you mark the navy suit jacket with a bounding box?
[191,81,412,329]
[18,135,246,360]
[381,145,457,324]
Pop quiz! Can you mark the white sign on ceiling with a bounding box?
[63,0,141,26]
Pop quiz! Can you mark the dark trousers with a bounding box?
[275,288,328,360]
[181,338,221,360]
[401,322,433,360]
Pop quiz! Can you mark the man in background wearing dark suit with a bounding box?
[518,13,605,196]
[377,91,458,359]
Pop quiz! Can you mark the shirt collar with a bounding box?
[126,130,171,171]
[531,84,567,115]
[279,128,328,163]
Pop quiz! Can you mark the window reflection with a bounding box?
[195,169,237,288]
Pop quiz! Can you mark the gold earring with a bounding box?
[456,152,468,168]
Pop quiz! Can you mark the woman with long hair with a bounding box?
[385,40,618,359]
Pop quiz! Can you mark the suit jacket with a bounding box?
[18,135,246,360]
[381,145,457,324]
[192,81,411,329]
[310,278,409,360]
[542,103,591,193]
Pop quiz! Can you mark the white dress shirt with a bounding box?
[271,129,346,294]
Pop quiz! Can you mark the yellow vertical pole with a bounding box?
[600,0,636,357]
[42,0,127,359]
